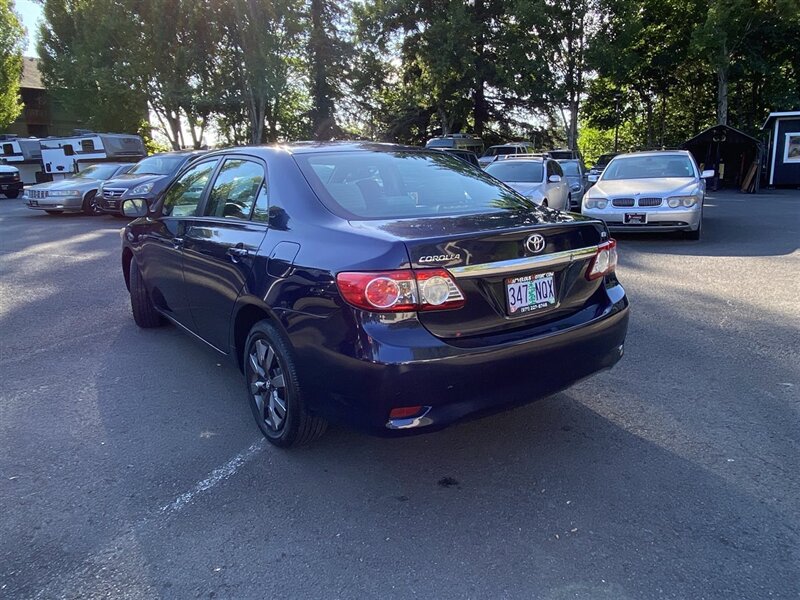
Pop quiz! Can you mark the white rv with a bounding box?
[39,133,146,180]
[0,137,44,185]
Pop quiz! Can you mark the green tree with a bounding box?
[38,0,148,134]
[0,0,25,129]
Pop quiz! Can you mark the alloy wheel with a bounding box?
[248,338,288,432]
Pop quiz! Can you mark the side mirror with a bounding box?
[700,169,714,179]
[587,174,598,183]
[548,174,561,183]
[122,198,149,218]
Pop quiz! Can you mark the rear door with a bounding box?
[182,156,269,352]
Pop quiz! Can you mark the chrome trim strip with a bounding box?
[449,245,599,279]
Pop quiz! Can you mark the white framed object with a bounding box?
[784,132,800,163]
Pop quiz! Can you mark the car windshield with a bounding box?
[603,155,695,180]
[295,151,537,220]
[485,161,544,183]
[426,139,453,148]
[484,146,519,157]
[74,164,122,180]
[559,162,581,177]
[128,156,185,176]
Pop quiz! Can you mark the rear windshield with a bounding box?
[295,151,534,220]
[75,164,121,180]
[426,139,453,148]
[603,155,696,180]
[484,161,544,183]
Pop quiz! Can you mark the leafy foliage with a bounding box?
[0,0,26,128]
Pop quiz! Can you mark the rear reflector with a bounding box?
[389,406,424,419]
[586,239,618,280]
[337,269,465,312]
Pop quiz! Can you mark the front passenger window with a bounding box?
[162,160,218,217]
[204,159,265,219]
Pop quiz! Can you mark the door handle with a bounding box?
[227,243,252,262]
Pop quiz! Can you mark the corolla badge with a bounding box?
[525,234,546,254]
[419,253,460,263]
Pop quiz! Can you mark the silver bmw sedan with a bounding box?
[581,150,713,240]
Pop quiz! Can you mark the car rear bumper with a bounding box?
[583,206,701,232]
[294,285,629,434]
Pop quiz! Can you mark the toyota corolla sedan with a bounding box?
[24,163,133,215]
[120,143,629,447]
[582,150,713,239]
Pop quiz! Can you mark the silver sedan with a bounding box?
[24,163,134,216]
[582,151,713,240]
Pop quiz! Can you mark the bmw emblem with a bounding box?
[525,233,546,254]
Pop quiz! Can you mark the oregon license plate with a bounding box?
[506,272,556,315]
[624,212,647,224]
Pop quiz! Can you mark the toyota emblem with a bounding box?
[525,234,546,254]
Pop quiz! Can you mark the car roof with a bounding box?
[487,156,544,163]
[613,150,692,160]
[203,141,427,157]
[147,150,208,158]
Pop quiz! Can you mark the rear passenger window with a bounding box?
[204,159,264,220]
[251,185,269,223]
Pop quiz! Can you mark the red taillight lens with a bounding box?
[336,269,465,312]
[586,239,618,280]
[389,406,423,419]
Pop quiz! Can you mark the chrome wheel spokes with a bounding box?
[249,338,288,432]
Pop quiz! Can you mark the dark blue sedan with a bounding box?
[120,143,629,447]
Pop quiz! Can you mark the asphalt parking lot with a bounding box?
[1,191,798,599]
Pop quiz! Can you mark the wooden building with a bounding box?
[682,124,762,193]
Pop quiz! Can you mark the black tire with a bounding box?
[44,210,63,215]
[129,259,163,328]
[5,191,19,199]
[244,320,327,447]
[82,191,102,216]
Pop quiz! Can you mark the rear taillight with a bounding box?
[586,239,618,280]
[336,268,465,312]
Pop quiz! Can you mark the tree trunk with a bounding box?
[472,0,488,137]
[717,65,728,126]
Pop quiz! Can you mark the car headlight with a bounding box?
[12,172,19,180]
[47,190,81,197]
[667,195,700,208]
[584,197,608,210]
[571,183,582,192]
[131,182,154,195]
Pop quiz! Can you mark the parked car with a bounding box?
[478,143,535,168]
[485,156,571,210]
[23,163,134,215]
[438,148,481,167]
[0,163,23,198]
[582,150,713,240]
[588,153,620,179]
[120,143,629,447]
[424,133,484,155]
[96,150,206,215]
[557,159,587,211]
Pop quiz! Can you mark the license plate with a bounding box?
[624,212,647,224]
[506,272,556,316]
[29,200,38,206]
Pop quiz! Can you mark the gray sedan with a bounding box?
[24,163,134,216]
[582,150,713,240]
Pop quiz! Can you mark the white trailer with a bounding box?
[0,137,44,185]
[39,133,146,180]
